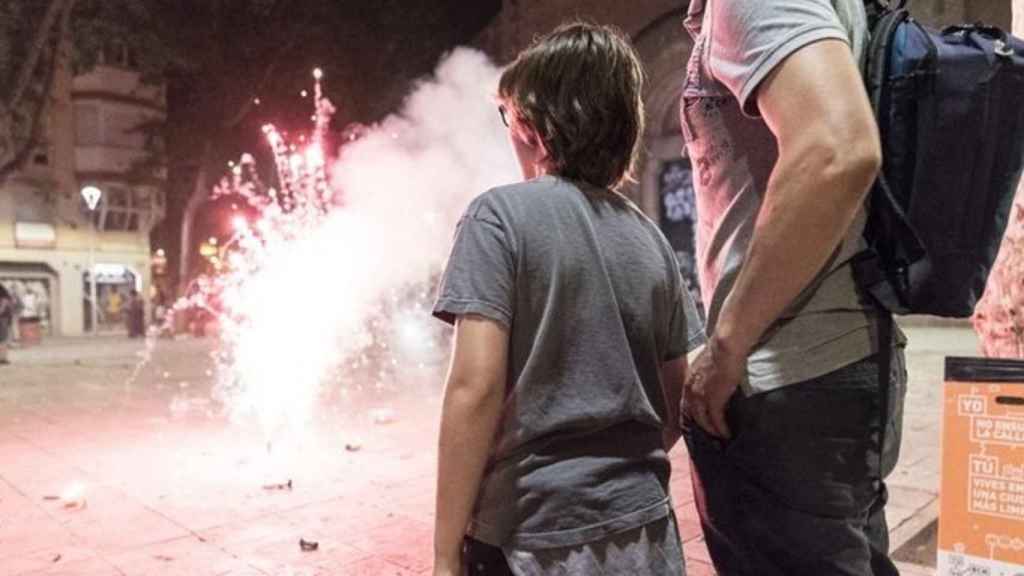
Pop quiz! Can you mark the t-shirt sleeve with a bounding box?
[665,274,706,361]
[708,0,850,116]
[433,199,515,328]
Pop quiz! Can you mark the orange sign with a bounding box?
[939,357,1024,575]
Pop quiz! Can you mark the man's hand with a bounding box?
[682,338,746,438]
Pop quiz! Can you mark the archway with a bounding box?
[631,7,702,309]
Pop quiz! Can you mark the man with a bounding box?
[0,282,14,365]
[679,1,907,575]
[431,23,703,576]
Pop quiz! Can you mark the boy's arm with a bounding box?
[660,355,687,451]
[434,314,509,573]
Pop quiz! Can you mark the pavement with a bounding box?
[0,321,980,575]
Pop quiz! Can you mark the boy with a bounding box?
[432,22,703,576]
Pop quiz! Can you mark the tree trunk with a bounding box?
[0,0,73,182]
[178,142,213,296]
[9,0,67,109]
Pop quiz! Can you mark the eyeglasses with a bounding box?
[498,104,510,128]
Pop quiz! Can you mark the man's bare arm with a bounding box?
[685,39,881,438]
[714,39,880,361]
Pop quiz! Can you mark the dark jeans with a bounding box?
[684,347,907,576]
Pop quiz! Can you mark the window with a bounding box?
[32,148,49,166]
[15,189,54,223]
[106,111,146,149]
[75,105,101,146]
[99,41,138,70]
[100,186,145,232]
[658,158,703,315]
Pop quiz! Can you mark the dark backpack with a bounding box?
[854,0,1024,318]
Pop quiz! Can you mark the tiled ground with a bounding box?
[0,324,979,574]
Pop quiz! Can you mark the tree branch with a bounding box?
[0,0,75,182]
[221,34,300,129]
[8,0,67,110]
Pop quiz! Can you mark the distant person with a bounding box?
[18,286,37,321]
[126,290,145,338]
[431,23,702,576]
[152,289,169,333]
[0,283,14,365]
[106,288,123,325]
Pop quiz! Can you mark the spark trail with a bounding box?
[180,49,517,448]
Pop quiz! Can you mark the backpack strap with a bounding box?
[877,312,893,484]
[864,0,908,29]
[866,8,911,108]
[853,171,924,314]
[854,2,926,314]
[864,0,908,10]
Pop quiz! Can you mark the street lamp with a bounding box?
[80,185,103,334]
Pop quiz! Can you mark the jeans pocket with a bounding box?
[681,392,753,455]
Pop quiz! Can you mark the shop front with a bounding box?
[83,263,142,332]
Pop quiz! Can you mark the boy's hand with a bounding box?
[433,554,463,576]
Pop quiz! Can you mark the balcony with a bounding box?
[72,65,165,110]
[74,145,155,177]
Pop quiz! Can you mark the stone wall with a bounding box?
[911,0,1012,30]
[966,1,1012,29]
[475,0,679,64]
[476,1,1016,66]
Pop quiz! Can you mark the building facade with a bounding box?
[0,43,165,337]
[475,0,1012,308]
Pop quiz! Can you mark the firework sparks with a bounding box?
[171,49,517,459]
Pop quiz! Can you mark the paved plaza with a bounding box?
[0,322,979,575]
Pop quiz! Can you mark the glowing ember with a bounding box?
[60,482,87,509]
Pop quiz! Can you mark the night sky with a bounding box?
[152,0,502,286]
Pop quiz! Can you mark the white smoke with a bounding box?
[331,46,519,292]
[219,48,519,439]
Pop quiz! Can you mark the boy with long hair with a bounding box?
[432,22,702,576]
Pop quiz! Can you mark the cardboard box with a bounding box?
[939,357,1024,575]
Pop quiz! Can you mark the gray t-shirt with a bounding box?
[682,0,898,394]
[433,175,703,550]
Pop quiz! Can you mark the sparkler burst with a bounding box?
[180,49,518,447]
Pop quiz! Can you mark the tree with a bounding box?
[1,0,500,291]
[0,0,74,181]
[149,0,500,293]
